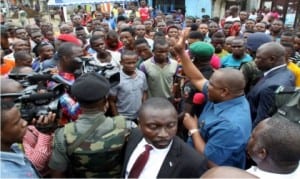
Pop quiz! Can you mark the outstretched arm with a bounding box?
[174,28,208,91]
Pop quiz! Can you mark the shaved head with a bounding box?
[216,68,246,92]
[255,42,286,71]
[258,42,285,59]
[201,166,258,178]
[0,78,23,94]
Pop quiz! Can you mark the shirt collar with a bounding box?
[150,57,172,64]
[140,138,173,152]
[263,64,286,76]
[120,70,138,78]
[0,143,26,166]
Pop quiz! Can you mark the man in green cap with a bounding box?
[179,41,216,141]
[182,41,215,116]
[49,72,130,178]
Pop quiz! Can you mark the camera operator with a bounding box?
[49,72,130,178]
[49,42,84,125]
[1,77,56,177]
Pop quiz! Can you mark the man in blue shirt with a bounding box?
[175,29,252,168]
[103,12,116,30]
[0,101,39,178]
[221,38,252,69]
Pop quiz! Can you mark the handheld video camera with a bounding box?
[76,56,120,87]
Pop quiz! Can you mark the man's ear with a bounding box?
[270,55,277,63]
[258,147,267,160]
[221,87,230,97]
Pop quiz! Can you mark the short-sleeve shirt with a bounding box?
[221,54,252,69]
[188,82,252,168]
[110,70,148,119]
[139,58,178,98]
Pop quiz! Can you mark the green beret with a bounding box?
[71,72,110,103]
[189,41,215,57]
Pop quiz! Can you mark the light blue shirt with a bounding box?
[103,17,116,30]
[0,143,40,178]
[110,70,148,119]
[221,54,252,69]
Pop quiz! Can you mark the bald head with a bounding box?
[255,42,286,71]
[0,78,23,94]
[216,68,246,92]
[258,42,285,58]
[201,166,258,178]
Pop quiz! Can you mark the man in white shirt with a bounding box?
[89,35,121,69]
[122,97,207,178]
[247,116,300,179]
[225,6,240,22]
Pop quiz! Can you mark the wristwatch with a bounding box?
[188,129,199,136]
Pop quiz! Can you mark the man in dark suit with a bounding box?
[122,97,207,178]
[247,42,295,128]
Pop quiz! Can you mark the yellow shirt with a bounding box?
[112,8,118,18]
[216,49,229,60]
[287,61,300,87]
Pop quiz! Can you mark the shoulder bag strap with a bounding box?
[67,114,106,155]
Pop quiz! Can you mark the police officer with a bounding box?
[49,72,130,178]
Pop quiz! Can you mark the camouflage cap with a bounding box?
[71,72,110,103]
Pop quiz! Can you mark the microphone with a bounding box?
[17,92,57,102]
[191,92,206,117]
[27,74,53,83]
[193,93,206,105]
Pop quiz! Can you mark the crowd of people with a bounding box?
[1,1,300,178]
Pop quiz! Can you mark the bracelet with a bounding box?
[188,129,199,136]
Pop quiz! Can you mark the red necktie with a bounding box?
[128,144,153,178]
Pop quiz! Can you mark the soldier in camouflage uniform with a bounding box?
[48,72,130,178]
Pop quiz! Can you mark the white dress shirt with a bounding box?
[125,138,172,179]
[247,162,300,179]
[263,64,286,77]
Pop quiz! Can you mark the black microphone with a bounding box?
[27,74,53,83]
[17,92,57,102]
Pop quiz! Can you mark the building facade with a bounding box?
[258,0,300,27]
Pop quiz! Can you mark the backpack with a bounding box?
[272,86,300,124]
[64,115,129,178]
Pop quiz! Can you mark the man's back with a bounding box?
[247,66,295,127]
[49,112,129,178]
